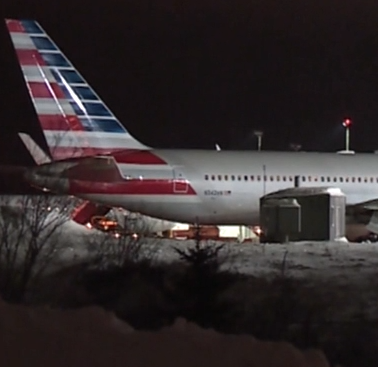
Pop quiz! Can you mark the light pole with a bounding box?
[253,130,263,151]
[342,118,352,151]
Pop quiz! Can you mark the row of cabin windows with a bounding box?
[204,174,378,183]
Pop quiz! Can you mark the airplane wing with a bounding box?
[348,199,378,236]
[356,199,378,211]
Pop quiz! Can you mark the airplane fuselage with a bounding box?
[27,149,378,226]
[9,18,378,238]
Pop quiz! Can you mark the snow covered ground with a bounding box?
[52,234,378,318]
[20,224,378,324]
[4,230,378,366]
[0,297,330,367]
[151,239,378,282]
[150,239,378,321]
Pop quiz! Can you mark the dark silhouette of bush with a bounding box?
[170,231,241,329]
[64,259,178,330]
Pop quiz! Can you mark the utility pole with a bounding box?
[253,130,263,151]
[342,118,352,151]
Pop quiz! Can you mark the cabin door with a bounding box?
[173,167,189,193]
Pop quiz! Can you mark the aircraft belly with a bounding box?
[77,192,261,225]
[77,193,204,223]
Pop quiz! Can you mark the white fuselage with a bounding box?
[74,150,378,225]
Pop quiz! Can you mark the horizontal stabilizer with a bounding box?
[71,200,110,225]
[19,132,51,165]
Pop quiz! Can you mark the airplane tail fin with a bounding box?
[6,19,149,161]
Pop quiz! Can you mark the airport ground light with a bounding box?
[86,221,161,271]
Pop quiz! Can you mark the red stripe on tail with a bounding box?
[28,82,66,99]
[112,150,166,164]
[49,147,166,164]
[50,147,124,160]
[15,49,46,66]
[6,20,26,33]
[39,115,84,131]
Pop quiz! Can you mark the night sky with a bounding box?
[1,0,378,168]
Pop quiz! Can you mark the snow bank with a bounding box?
[0,299,330,367]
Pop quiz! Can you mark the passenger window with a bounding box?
[327,177,331,182]
[358,177,361,182]
[244,175,248,181]
[283,176,286,181]
[339,177,343,183]
[237,176,241,181]
[302,176,306,182]
[321,176,325,182]
[270,176,274,181]
[333,177,337,182]
[211,175,215,181]
[308,176,312,182]
[257,175,261,181]
[314,177,318,182]
[205,174,209,180]
[224,175,228,181]
[345,177,349,182]
[371,177,374,183]
[288,176,293,181]
[231,175,235,181]
[264,175,267,181]
[364,177,368,183]
[277,175,280,181]
[250,175,254,181]
[218,175,222,181]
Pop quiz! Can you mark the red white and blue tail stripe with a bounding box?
[6,19,149,161]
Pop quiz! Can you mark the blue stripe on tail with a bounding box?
[21,20,43,34]
[28,27,130,135]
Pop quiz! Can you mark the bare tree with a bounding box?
[87,219,160,271]
[0,194,72,302]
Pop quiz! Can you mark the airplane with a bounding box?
[18,134,177,235]
[6,19,378,240]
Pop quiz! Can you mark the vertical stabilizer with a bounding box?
[6,19,149,161]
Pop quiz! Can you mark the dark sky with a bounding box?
[2,0,378,167]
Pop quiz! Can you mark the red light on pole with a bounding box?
[342,118,352,128]
[342,118,352,151]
